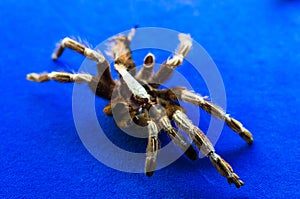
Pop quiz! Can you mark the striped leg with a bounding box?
[51,37,116,96]
[159,115,198,160]
[27,71,114,99]
[172,110,244,188]
[108,27,137,76]
[145,120,160,177]
[147,103,198,161]
[27,71,93,83]
[149,33,192,87]
[154,87,253,144]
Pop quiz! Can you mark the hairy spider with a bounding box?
[27,27,253,188]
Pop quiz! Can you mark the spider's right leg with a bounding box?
[149,33,192,88]
[153,87,253,144]
[51,37,116,95]
[148,104,198,160]
[160,116,198,160]
[144,120,160,177]
[171,109,244,188]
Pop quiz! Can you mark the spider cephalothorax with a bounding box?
[27,27,253,188]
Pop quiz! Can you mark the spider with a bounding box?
[27,27,253,188]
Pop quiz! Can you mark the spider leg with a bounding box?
[144,120,160,177]
[148,103,197,160]
[135,53,155,82]
[27,71,113,99]
[51,37,116,96]
[107,98,159,177]
[108,27,137,76]
[172,109,244,188]
[27,71,93,83]
[153,87,253,144]
[159,116,198,160]
[149,33,192,88]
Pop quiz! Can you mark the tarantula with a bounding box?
[27,27,253,188]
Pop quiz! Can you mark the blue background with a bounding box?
[0,0,299,198]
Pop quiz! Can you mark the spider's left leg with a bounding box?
[153,87,253,144]
[149,33,192,88]
[171,109,244,188]
[50,37,116,99]
[27,71,113,99]
[27,71,94,83]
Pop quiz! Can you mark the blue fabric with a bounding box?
[0,0,299,198]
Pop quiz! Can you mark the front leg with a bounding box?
[145,120,160,177]
[159,116,198,160]
[172,109,244,188]
[148,103,198,161]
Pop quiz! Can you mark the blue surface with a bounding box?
[0,0,299,198]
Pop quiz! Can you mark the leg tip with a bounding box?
[209,153,245,188]
[26,73,49,82]
[26,73,36,81]
[145,158,156,177]
[228,177,244,188]
[247,138,254,145]
[51,53,58,60]
[27,73,40,81]
[228,173,244,188]
[240,129,254,145]
[145,171,154,177]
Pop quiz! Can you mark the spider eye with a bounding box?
[138,107,143,114]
